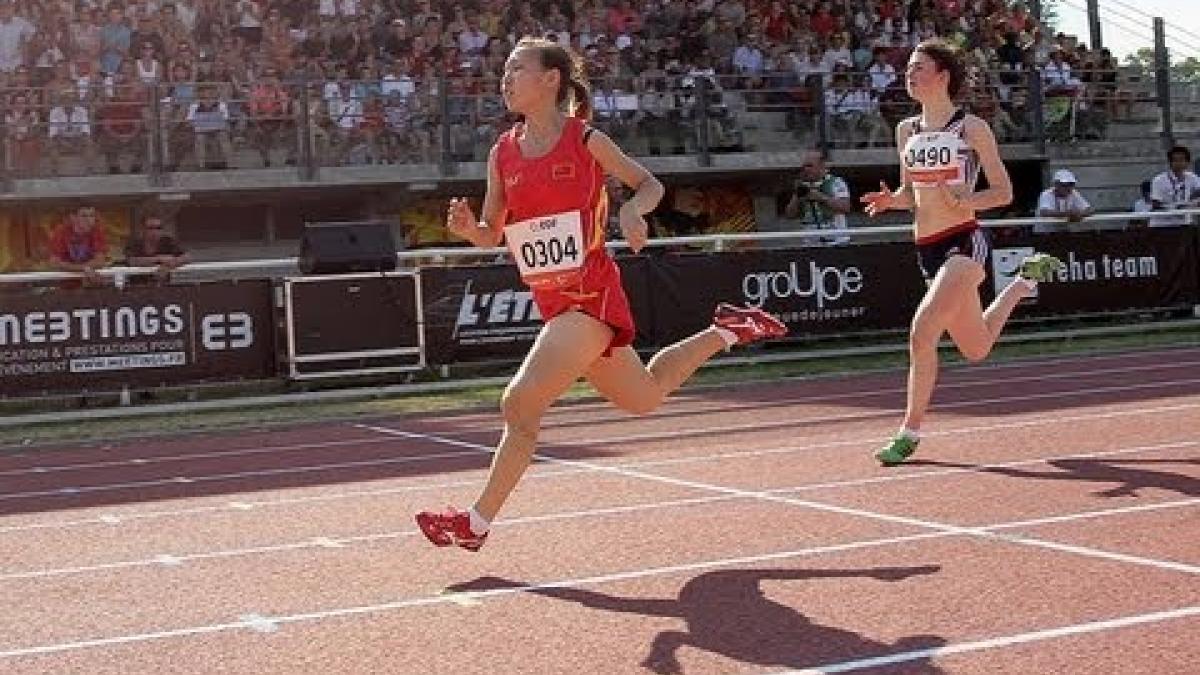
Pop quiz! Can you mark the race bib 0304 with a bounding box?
[505,210,586,289]
[904,131,966,187]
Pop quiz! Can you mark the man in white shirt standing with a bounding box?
[1035,169,1094,233]
[0,2,34,74]
[1149,145,1200,227]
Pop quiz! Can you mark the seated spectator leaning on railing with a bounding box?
[124,214,188,284]
[1149,145,1200,227]
[48,205,109,287]
[1035,169,1093,233]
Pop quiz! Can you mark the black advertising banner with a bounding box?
[0,281,275,395]
[420,260,656,365]
[420,264,548,364]
[643,244,928,344]
[989,228,1200,314]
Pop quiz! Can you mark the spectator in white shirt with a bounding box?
[1041,49,1080,95]
[1035,169,1094,232]
[458,16,489,57]
[866,48,896,94]
[0,3,35,74]
[1149,145,1200,227]
[187,87,233,169]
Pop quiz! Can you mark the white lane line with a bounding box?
[779,606,1200,673]
[553,376,1200,448]
[525,358,1200,433]
[3,497,1199,659]
[1,399,1196,537]
[0,436,394,479]
[0,447,489,504]
[0,376,1194,508]
[3,490,1195,585]
[3,356,1195,480]
[362,425,1200,576]
[436,346,1200,425]
[0,530,953,659]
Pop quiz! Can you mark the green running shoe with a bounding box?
[1018,253,1064,283]
[876,434,919,466]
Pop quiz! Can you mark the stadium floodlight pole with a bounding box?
[1087,0,1103,49]
[1154,17,1175,151]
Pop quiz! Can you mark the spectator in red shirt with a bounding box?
[48,205,109,284]
[810,2,835,38]
[606,0,641,35]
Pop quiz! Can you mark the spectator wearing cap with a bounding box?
[1035,169,1094,233]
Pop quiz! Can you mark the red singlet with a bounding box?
[494,116,636,353]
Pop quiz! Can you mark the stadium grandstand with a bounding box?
[0,0,1191,269]
[0,3,1199,673]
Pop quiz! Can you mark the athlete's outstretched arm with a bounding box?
[862,120,916,215]
[447,144,507,248]
[586,129,664,252]
[960,116,1013,212]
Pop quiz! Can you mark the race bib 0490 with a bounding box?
[904,131,966,187]
[505,210,586,289]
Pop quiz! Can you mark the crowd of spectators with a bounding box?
[0,0,1132,176]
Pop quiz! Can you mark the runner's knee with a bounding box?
[500,382,546,438]
[957,343,990,363]
[909,310,942,350]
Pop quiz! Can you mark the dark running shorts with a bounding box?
[915,222,991,280]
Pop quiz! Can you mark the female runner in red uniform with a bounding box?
[861,40,1062,466]
[415,38,787,551]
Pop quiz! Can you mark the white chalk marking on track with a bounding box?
[0,398,1195,537]
[777,605,1200,673]
[360,424,1200,576]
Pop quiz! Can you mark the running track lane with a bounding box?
[0,347,1196,673]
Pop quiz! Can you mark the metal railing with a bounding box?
[5,208,1198,286]
[0,65,1187,187]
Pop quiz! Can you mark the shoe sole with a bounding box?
[414,514,453,547]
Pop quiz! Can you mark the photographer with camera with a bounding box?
[783,150,852,245]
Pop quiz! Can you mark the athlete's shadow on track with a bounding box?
[909,457,1200,497]
[448,565,945,674]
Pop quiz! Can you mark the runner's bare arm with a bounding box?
[862,120,916,215]
[961,115,1013,212]
[890,120,917,209]
[586,128,663,252]
[586,129,664,217]
[447,145,507,248]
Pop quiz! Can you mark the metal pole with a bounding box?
[816,76,830,155]
[1086,0,1102,49]
[1029,68,1046,156]
[439,72,454,175]
[1154,17,1174,151]
[696,76,712,167]
[149,82,168,187]
[298,78,317,180]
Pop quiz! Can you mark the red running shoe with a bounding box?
[415,508,488,552]
[713,303,788,345]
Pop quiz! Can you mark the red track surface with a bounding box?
[0,346,1197,674]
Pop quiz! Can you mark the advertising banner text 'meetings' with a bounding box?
[0,281,275,395]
